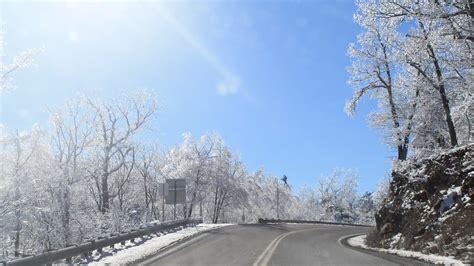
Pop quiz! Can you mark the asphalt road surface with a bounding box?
[137,224,427,266]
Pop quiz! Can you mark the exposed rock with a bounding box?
[373,144,474,262]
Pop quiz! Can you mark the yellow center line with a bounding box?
[253,227,321,266]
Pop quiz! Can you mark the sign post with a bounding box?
[158,183,169,222]
[174,180,176,220]
[276,175,288,220]
[276,183,280,220]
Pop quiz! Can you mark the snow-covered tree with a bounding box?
[315,169,362,223]
[373,174,391,209]
[0,91,379,260]
[0,125,51,256]
[85,90,157,213]
[348,0,473,160]
[48,97,94,247]
[208,146,247,223]
[347,2,416,160]
[135,143,163,222]
[0,26,40,92]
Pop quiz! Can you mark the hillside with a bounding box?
[371,144,474,263]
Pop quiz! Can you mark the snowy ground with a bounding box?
[89,223,232,265]
[347,234,467,265]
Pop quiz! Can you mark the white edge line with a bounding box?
[337,233,365,248]
[340,234,468,266]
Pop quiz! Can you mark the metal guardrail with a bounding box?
[4,218,202,266]
[258,218,374,227]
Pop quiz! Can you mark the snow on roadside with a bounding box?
[90,223,232,265]
[347,234,467,265]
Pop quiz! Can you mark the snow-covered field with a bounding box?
[347,234,467,265]
[89,223,232,265]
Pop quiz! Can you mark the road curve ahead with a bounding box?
[137,224,426,266]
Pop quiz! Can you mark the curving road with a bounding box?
[137,224,426,266]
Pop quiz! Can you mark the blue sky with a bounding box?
[0,0,392,193]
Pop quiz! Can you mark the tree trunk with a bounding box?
[400,87,420,161]
[397,145,408,161]
[439,88,457,146]
[386,84,406,160]
[144,174,149,209]
[14,214,21,257]
[379,36,408,161]
[62,186,71,246]
[13,183,21,257]
[199,201,203,218]
[212,187,219,224]
[214,190,227,224]
[186,169,201,218]
[427,43,458,147]
[101,174,109,213]
[420,20,458,147]
[436,75,458,146]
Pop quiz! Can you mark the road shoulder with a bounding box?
[135,224,238,265]
[340,234,465,265]
[91,224,234,265]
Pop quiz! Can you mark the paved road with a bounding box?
[137,224,426,266]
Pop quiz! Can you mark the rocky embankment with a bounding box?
[373,144,473,262]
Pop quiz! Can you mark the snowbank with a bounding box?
[90,223,232,265]
[347,234,467,265]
